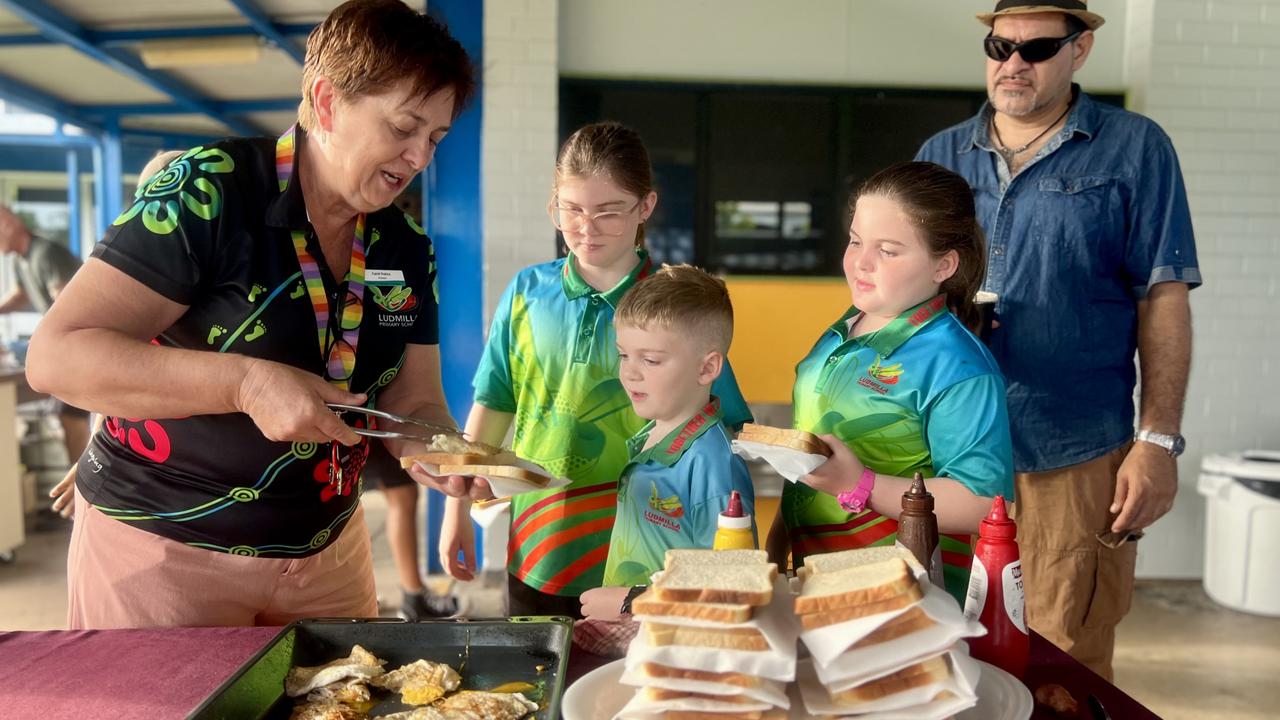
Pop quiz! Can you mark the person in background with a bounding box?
[916,0,1199,679]
[437,122,753,617]
[0,204,88,481]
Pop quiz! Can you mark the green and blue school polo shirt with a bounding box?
[472,250,753,596]
[603,398,756,587]
[782,294,1014,602]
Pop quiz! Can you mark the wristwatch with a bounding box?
[620,584,647,615]
[837,468,877,513]
[1136,429,1186,457]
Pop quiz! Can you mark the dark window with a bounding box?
[561,79,1122,276]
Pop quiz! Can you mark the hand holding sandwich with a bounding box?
[800,434,872,499]
[801,435,994,534]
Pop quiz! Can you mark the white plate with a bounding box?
[561,658,1032,720]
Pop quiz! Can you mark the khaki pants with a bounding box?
[1011,443,1137,681]
[68,492,378,629]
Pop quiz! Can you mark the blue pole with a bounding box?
[65,147,81,257]
[102,117,123,229]
[92,139,107,241]
[424,0,483,574]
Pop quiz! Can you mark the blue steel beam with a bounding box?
[0,71,100,132]
[0,0,259,136]
[225,0,305,64]
[0,23,315,48]
[80,97,300,117]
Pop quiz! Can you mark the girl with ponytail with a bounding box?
[769,161,1015,603]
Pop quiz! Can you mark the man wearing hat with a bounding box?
[917,0,1200,679]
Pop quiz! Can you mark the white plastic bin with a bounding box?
[1197,451,1280,616]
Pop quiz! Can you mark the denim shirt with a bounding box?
[916,87,1201,472]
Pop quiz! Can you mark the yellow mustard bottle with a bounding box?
[713,490,756,550]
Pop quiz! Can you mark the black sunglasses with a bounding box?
[984,30,1082,63]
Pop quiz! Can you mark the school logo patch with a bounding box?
[645,483,684,532]
[868,355,903,385]
[648,483,685,518]
[368,270,418,328]
[371,284,418,313]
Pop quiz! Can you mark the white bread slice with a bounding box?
[798,545,924,580]
[651,563,774,605]
[829,655,951,705]
[645,622,770,652]
[641,687,762,704]
[798,585,923,631]
[848,607,935,649]
[794,558,916,614]
[434,463,552,488]
[639,663,767,690]
[400,452,496,467]
[663,548,769,568]
[660,711,787,720]
[737,423,832,456]
[630,589,754,624]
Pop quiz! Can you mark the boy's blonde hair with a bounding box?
[615,264,733,355]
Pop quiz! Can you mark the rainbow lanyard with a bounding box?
[276,125,366,390]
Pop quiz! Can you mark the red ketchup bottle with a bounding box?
[963,495,1028,678]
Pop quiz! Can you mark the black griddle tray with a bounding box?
[188,616,574,720]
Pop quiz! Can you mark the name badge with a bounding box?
[367,269,406,284]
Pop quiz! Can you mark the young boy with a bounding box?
[600,264,756,588]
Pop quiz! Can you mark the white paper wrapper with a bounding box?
[410,458,570,499]
[797,646,980,718]
[801,576,984,672]
[632,576,798,655]
[468,498,510,529]
[731,439,828,482]
[623,624,796,682]
[615,687,777,719]
[618,665,790,708]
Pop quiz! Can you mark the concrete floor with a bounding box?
[3,493,1279,719]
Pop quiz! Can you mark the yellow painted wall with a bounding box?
[724,277,851,405]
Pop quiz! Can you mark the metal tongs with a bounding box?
[326,403,464,442]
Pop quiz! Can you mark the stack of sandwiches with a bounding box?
[793,547,981,718]
[616,549,795,719]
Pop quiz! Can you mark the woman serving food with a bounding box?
[27,0,476,628]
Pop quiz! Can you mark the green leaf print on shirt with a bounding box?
[113,146,236,234]
[507,293,638,484]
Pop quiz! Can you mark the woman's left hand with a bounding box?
[799,434,866,498]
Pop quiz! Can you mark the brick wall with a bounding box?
[481,0,559,325]
[1128,0,1280,577]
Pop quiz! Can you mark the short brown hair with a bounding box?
[555,122,655,247]
[299,0,475,131]
[615,264,734,355]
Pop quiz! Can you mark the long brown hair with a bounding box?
[555,122,655,247]
[856,161,987,330]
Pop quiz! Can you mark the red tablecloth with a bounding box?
[0,627,1156,719]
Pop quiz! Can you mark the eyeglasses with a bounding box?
[984,31,1082,63]
[548,198,642,236]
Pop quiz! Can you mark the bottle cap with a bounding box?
[901,472,935,511]
[980,495,1018,540]
[718,490,752,530]
[724,490,744,518]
